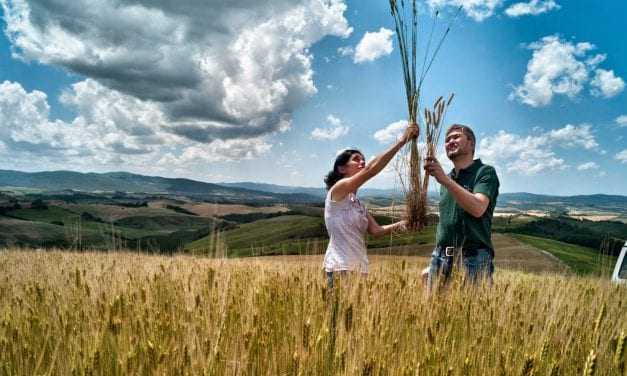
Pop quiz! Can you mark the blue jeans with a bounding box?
[325,270,348,290]
[427,248,494,290]
[326,270,352,289]
[326,271,334,289]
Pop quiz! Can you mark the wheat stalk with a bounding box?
[420,93,454,214]
[389,1,459,229]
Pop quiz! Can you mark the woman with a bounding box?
[323,124,418,287]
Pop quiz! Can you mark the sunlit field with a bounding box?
[1,250,625,375]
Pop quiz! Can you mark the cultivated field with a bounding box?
[1,250,625,375]
[60,203,179,222]
[179,203,289,217]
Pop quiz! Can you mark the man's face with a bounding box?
[444,130,473,160]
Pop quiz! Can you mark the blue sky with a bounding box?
[0,0,625,195]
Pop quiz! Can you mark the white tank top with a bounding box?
[323,190,369,273]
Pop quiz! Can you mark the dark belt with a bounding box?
[435,246,480,258]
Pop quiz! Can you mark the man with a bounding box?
[423,124,500,289]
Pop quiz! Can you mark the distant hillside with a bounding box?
[218,182,327,197]
[498,192,627,211]
[218,182,403,198]
[0,170,320,204]
[2,169,626,211]
[220,182,627,211]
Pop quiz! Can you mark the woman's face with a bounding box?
[338,153,365,178]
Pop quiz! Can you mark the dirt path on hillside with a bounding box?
[491,233,568,274]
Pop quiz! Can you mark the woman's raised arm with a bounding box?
[331,124,418,200]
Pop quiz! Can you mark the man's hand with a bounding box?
[425,158,491,218]
[424,157,447,184]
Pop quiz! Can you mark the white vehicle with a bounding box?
[612,241,627,284]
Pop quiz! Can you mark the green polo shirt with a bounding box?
[435,159,499,251]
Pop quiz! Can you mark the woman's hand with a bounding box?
[333,122,418,199]
[399,123,419,145]
[368,215,409,237]
[394,220,408,233]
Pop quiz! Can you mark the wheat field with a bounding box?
[0,250,625,375]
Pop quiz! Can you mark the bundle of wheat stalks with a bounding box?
[414,94,454,225]
[389,0,459,229]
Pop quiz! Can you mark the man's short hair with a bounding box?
[446,124,476,154]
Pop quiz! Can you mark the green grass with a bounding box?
[113,215,216,232]
[5,206,164,241]
[186,215,327,256]
[0,216,148,249]
[61,203,185,222]
[366,225,436,249]
[2,205,216,250]
[186,215,438,257]
[7,205,80,224]
[492,214,538,228]
[509,234,615,275]
[616,214,627,223]
[0,218,67,247]
[5,204,621,275]
[0,186,45,194]
[494,215,626,257]
[77,221,163,240]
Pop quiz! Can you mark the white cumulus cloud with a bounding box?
[311,115,349,140]
[477,124,599,175]
[616,150,627,164]
[353,28,394,63]
[616,115,627,127]
[478,131,564,175]
[0,0,352,143]
[373,120,408,144]
[311,127,349,140]
[576,162,598,171]
[327,114,343,127]
[546,124,598,150]
[0,80,272,171]
[505,0,560,17]
[590,69,625,98]
[427,0,503,22]
[511,35,623,107]
[157,139,272,166]
[337,46,354,57]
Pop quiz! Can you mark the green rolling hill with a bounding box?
[186,215,328,257]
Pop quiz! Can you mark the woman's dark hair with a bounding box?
[324,149,363,190]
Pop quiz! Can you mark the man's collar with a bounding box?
[449,158,482,177]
